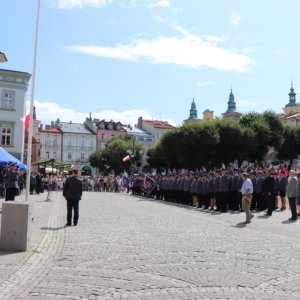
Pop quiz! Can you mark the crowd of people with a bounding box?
[131,166,300,223]
[2,162,300,223]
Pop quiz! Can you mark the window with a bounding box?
[53,139,57,146]
[1,125,13,146]
[81,139,85,147]
[68,153,72,160]
[101,133,106,140]
[46,152,50,158]
[45,136,50,145]
[81,153,85,160]
[1,91,14,110]
[53,152,57,159]
[111,134,114,139]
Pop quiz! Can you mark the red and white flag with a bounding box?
[122,155,131,162]
[24,114,30,130]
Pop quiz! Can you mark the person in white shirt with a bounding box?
[241,172,254,224]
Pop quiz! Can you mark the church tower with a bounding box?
[184,98,201,124]
[283,82,300,116]
[222,89,242,119]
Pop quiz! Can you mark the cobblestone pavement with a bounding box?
[0,192,299,299]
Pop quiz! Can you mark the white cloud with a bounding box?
[65,25,253,72]
[154,15,166,22]
[148,0,171,9]
[277,50,288,56]
[47,0,113,9]
[236,99,264,107]
[28,100,176,126]
[230,14,241,26]
[196,81,215,87]
[172,6,183,13]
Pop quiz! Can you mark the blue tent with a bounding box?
[0,147,27,170]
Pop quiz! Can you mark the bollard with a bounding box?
[0,201,33,252]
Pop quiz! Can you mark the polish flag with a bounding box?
[24,114,30,130]
[122,155,131,162]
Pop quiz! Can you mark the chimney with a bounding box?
[39,124,43,130]
[138,117,142,128]
[51,121,55,129]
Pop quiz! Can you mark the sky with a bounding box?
[1,0,300,126]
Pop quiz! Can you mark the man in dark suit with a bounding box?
[5,162,19,201]
[262,169,276,216]
[63,169,83,226]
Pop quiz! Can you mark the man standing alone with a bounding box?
[63,169,83,226]
[241,172,254,224]
[286,170,298,221]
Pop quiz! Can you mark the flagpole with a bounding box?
[25,0,41,202]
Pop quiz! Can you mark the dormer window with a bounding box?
[108,123,113,130]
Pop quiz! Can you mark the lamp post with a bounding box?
[25,0,41,202]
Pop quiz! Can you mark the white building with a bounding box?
[59,121,97,175]
[38,124,62,161]
[137,117,176,144]
[122,125,155,150]
[0,69,31,159]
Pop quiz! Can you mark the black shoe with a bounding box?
[73,223,77,226]
[66,223,71,226]
[264,213,272,217]
[288,218,297,221]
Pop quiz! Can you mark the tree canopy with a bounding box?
[147,111,299,170]
[89,136,144,174]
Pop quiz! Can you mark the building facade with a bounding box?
[94,119,128,150]
[122,125,155,150]
[38,125,62,161]
[0,68,31,159]
[137,117,176,143]
[58,120,97,174]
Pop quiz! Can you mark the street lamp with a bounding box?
[0,52,7,62]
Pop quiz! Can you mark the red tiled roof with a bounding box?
[283,112,300,119]
[39,128,62,133]
[143,120,175,129]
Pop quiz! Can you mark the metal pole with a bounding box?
[25,0,41,202]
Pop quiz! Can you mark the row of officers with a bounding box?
[132,168,289,216]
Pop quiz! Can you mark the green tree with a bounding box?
[214,119,245,166]
[262,111,284,148]
[89,136,144,174]
[277,125,300,164]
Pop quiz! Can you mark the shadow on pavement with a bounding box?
[281,219,297,224]
[233,222,246,228]
[41,226,65,231]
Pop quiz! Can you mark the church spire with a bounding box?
[188,98,198,120]
[285,82,298,107]
[225,88,237,113]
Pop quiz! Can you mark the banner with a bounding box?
[122,175,130,188]
[141,175,157,195]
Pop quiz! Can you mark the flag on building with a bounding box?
[141,175,157,195]
[122,155,131,162]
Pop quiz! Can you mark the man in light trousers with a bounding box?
[241,172,254,224]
